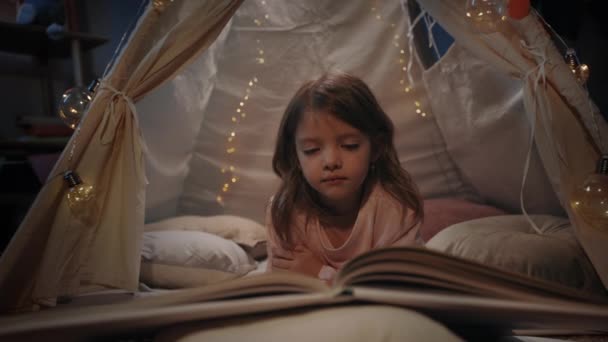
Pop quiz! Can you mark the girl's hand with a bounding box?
[271,245,324,277]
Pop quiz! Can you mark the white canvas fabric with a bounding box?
[163,0,476,224]
[417,0,608,290]
[422,43,564,216]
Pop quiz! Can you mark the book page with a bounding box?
[128,272,330,310]
[0,273,334,338]
[335,247,608,304]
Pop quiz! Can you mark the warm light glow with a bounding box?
[570,169,608,232]
[464,0,507,33]
[64,170,97,225]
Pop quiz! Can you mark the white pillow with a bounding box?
[426,215,604,294]
[140,231,257,288]
[144,215,267,259]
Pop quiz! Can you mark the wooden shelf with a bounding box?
[0,137,69,156]
[0,21,108,58]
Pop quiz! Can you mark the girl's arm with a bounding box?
[265,204,325,277]
[270,244,325,277]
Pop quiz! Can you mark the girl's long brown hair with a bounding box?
[271,72,422,248]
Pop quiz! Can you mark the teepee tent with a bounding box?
[0,0,606,313]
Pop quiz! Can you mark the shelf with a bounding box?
[0,137,69,156]
[0,21,108,58]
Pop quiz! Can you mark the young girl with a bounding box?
[266,72,423,281]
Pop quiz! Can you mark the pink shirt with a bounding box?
[266,183,422,279]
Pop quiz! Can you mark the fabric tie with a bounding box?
[99,81,149,184]
[406,8,427,87]
[519,36,551,235]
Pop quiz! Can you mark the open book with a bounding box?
[1,246,608,339]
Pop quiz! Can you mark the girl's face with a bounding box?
[295,110,373,215]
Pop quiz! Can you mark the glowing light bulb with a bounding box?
[153,0,174,13]
[575,64,590,85]
[570,155,608,232]
[564,49,590,85]
[64,170,98,225]
[465,0,507,33]
[58,79,100,129]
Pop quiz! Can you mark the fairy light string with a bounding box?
[371,2,430,119]
[216,0,267,205]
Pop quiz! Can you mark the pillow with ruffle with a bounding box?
[426,215,605,294]
[140,230,257,289]
[144,215,267,260]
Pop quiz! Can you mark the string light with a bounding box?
[564,48,590,85]
[372,1,431,120]
[63,170,98,225]
[152,0,174,13]
[216,1,267,205]
[570,155,608,232]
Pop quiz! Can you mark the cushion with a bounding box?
[420,198,508,242]
[156,305,462,342]
[426,215,605,294]
[144,215,267,259]
[140,231,257,289]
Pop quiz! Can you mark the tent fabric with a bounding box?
[422,43,564,216]
[417,0,608,290]
[158,0,479,225]
[0,0,244,312]
[0,0,606,314]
